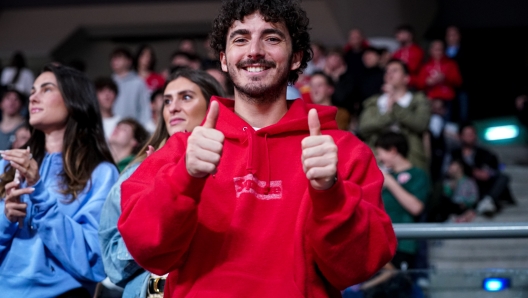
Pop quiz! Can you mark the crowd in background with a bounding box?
[0,22,525,297]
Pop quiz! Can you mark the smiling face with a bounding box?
[220,12,302,103]
[29,72,69,133]
[162,77,208,135]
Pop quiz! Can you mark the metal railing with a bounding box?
[393,222,528,239]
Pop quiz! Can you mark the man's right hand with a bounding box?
[186,101,225,178]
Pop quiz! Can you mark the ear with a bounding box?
[290,51,303,71]
[220,52,228,72]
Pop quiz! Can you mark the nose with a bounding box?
[29,92,38,104]
[167,99,181,113]
[247,39,265,60]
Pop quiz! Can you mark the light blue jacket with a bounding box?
[99,163,150,298]
[0,153,118,298]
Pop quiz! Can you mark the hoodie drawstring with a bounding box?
[243,127,271,195]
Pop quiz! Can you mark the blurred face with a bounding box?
[179,40,195,54]
[151,93,164,117]
[311,44,322,61]
[220,12,301,102]
[1,91,23,116]
[348,29,364,49]
[375,147,396,169]
[109,123,136,148]
[138,48,152,69]
[111,54,131,73]
[309,75,333,105]
[97,87,117,112]
[395,30,412,45]
[162,77,208,135]
[384,62,409,88]
[325,53,344,71]
[12,127,30,149]
[447,161,463,178]
[460,126,477,147]
[171,55,191,68]
[446,26,460,46]
[206,68,227,93]
[29,72,69,133]
[362,51,380,68]
[429,41,445,60]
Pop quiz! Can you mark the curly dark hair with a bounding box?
[210,0,313,85]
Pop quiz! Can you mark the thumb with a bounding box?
[308,108,321,136]
[203,101,219,129]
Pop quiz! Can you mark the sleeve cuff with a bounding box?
[308,173,359,218]
[0,210,19,234]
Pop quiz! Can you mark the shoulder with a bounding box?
[411,92,428,103]
[363,94,380,107]
[92,161,119,182]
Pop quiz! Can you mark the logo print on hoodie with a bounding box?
[234,174,283,200]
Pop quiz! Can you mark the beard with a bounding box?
[227,57,291,104]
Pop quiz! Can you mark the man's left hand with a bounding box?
[301,109,338,191]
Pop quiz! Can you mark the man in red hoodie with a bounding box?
[118,1,397,297]
[392,24,424,87]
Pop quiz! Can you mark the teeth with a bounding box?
[247,67,265,72]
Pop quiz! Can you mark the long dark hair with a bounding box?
[133,44,157,72]
[130,68,226,165]
[0,64,115,201]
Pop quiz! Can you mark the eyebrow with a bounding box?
[178,90,196,96]
[228,28,287,41]
[31,82,56,92]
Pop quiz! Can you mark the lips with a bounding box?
[30,108,43,114]
[170,118,185,126]
[236,59,276,73]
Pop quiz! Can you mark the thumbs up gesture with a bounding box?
[301,109,338,190]
[186,101,225,178]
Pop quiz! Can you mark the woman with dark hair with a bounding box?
[0,88,26,150]
[99,68,225,298]
[134,45,165,93]
[0,64,119,297]
[0,51,35,96]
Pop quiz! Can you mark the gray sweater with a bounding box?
[112,72,151,127]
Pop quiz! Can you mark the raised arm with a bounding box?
[306,136,397,290]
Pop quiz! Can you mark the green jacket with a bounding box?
[358,92,430,171]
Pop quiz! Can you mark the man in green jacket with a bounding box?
[358,59,430,171]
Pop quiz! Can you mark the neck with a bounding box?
[100,108,114,119]
[392,157,412,172]
[319,97,332,106]
[0,113,23,129]
[110,144,133,163]
[45,127,66,153]
[233,90,288,128]
[138,67,150,78]
[115,69,130,78]
[391,87,408,99]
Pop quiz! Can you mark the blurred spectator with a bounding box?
[343,28,369,78]
[309,71,350,130]
[205,66,233,97]
[0,88,26,150]
[428,99,449,183]
[323,49,357,120]
[179,38,197,55]
[417,40,462,119]
[144,88,164,133]
[445,26,469,123]
[360,131,428,297]
[358,59,430,171]
[392,24,424,87]
[357,47,385,104]
[202,35,221,70]
[108,118,149,172]
[449,123,516,216]
[304,42,327,75]
[379,48,392,68]
[110,47,151,127]
[163,51,202,78]
[0,51,34,96]
[10,122,31,149]
[515,94,528,128]
[95,77,121,140]
[134,45,165,93]
[437,158,478,222]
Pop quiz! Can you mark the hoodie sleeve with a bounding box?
[30,162,118,282]
[118,134,206,275]
[98,164,144,287]
[306,135,397,290]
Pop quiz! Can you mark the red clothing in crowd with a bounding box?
[393,43,425,86]
[144,72,165,92]
[417,57,462,100]
[118,97,396,298]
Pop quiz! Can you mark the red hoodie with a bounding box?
[393,43,425,87]
[416,57,462,100]
[118,97,397,298]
